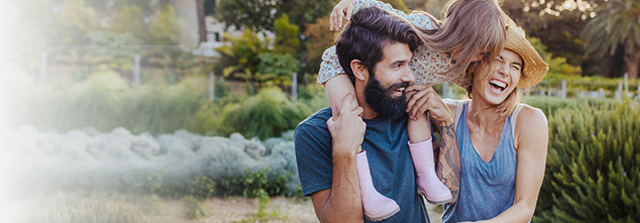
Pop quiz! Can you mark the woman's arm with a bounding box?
[463,106,549,223]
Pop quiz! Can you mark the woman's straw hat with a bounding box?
[451,25,549,89]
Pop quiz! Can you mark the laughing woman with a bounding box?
[406,25,550,222]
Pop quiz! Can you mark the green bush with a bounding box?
[221,87,311,140]
[216,167,291,198]
[189,176,217,199]
[524,97,615,116]
[533,99,640,222]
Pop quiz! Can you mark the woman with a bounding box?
[407,25,549,222]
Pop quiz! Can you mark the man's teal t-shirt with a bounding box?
[294,107,429,223]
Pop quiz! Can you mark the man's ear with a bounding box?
[350,59,368,81]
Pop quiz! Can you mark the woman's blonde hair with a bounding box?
[412,0,508,78]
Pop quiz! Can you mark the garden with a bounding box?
[1,0,639,222]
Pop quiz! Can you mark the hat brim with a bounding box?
[450,26,549,90]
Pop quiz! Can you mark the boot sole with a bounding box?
[419,190,453,205]
[364,206,401,222]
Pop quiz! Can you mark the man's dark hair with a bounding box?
[335,7,422,84]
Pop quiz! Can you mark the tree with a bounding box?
[216,29,270,93]
[303,16,334,75]
[214,0,282,32]
[273,14,300,55]
[582,0,640,79]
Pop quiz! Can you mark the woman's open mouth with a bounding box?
[489,80,507,94]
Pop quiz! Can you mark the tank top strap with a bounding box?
[452,99,470,131]
[510,104,526,150]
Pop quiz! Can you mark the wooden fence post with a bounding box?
[133,54,141,86]
[292,73,298,101]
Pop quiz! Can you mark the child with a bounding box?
[321,0,508,220]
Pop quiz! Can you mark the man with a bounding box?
[295,7,459,222]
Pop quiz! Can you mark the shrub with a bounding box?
[189,176,217,199]
[221,87,311,140]
[533,99,640,222]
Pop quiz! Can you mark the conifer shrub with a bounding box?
[534,100,640,222]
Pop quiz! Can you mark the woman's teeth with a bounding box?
[489,80,506,91]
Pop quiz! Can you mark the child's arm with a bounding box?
[325,74,356,121]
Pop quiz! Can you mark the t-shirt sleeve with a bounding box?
[294,120,334,196]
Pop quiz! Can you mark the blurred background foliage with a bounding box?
[10,72,327,140]
[3,0,640,221]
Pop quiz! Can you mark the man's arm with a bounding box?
[310,94,366,223]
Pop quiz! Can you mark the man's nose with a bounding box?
[401,66,415,83]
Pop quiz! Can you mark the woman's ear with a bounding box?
[350,59,368,82]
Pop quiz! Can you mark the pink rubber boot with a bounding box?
[356,150,400,221]
[408,138,452,204]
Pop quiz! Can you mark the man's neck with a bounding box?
[355,83,379,119]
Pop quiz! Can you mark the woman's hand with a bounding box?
[405,84,454,126]
[329,0,353,31]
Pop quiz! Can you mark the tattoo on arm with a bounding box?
[436,123,461,203]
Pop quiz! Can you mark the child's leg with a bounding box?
[407,113,452,204]
[326,75,399,220]
[324,74,356,121]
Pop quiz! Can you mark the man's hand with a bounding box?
[327,94,366,156]
[405,85,454,126]
[329,0,353,31]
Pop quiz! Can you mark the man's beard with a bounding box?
[364,76,410,119]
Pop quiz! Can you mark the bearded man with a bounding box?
[294,7,458,223]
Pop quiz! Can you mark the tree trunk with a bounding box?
[623,42,640,79]
[196,0,207,43]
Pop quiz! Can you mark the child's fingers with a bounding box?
[411,93,430,119]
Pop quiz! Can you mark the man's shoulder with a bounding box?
[296,107,332,131]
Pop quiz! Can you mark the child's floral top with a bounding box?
[318,0,456,86]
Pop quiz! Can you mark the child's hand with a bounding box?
[329,0,353,31]
[405,85,454,126]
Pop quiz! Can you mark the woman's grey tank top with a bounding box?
[441,100,519,222]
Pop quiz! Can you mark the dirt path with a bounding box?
[193,196,443,223]
[3,194,443,223]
